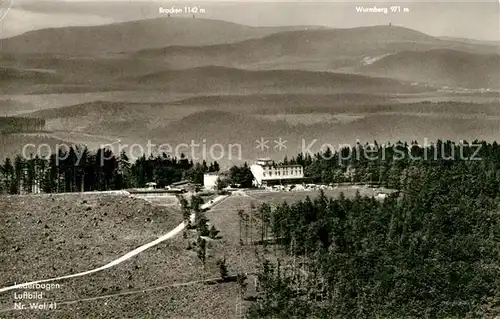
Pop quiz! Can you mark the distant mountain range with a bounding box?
[0,18,324,55]
[134,25,499,71]
[0,17,498,92]
[1,17,499,162]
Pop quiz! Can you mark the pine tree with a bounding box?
[2,158,13,194]
[216,256,229,281]
[197,236,207,269]
[209,225,220,239]
[238,209,244,246]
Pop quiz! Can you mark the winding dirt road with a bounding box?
[0,194,229,294]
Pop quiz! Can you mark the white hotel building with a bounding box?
[250,158,304,187]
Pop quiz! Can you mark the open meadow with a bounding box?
[0,194,183,286]
[0,193,252,318]
[246,186,394,205]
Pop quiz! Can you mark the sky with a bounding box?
[0,0,498,41]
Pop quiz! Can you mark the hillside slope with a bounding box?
[0,17,323,55]
[358,49,500,89]
[135,25,499,71]
[122,66,429,94]
[0,194,182,285]
[0,67,63,93]
[0,67,60,83]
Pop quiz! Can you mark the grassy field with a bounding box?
[3,281,242,319]
[0,235,203,303]
[205,195,265,274]
[0,196,251,318]
[0,194,183,286]
[0,194,261,317]
[246,186,391,205]
[0,230,250,318]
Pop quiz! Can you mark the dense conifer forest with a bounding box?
[0,148,222,194]
[247,140,500,318]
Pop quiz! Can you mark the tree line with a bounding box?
[1,139,498,196]
[286,139,490,188]
[0,146,221,194]
[0,117,45,134]
[0,145,263,195]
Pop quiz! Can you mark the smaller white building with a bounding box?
[203,173,219,190]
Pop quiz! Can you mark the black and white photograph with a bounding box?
[0,0,499,317]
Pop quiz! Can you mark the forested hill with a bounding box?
[0,117,45,134]
[247,141,500,318]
